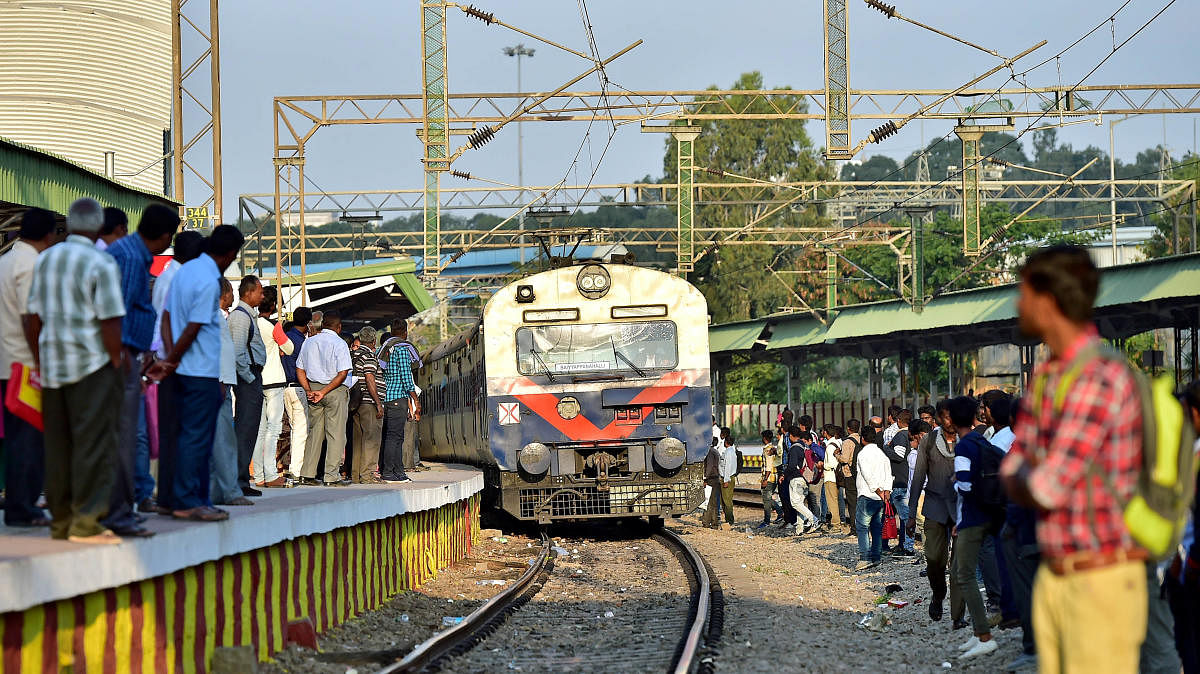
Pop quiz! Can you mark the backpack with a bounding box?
[1032,343,1198,560]
[970,436,1009,514]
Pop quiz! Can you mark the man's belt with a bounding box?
[1044,547,1147,575]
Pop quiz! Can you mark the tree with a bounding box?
[724,361,787,404]
[663,71,835,324]
[841,155,900,181]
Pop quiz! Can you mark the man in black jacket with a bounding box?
[884,409,914,555]
[701,440,722,529]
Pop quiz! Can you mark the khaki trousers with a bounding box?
[351,402,382,481]
[823,481,842,525]
[301,384,349,482]
[1033,559,1147,674]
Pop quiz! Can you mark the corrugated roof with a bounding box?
[0,135,178,216]
[766,317,827,350]
[709,320,766,353]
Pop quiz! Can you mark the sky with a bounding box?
[214,0,1200,222]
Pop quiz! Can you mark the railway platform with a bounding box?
[0,464,484,673]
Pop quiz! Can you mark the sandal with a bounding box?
[172,507,229,522]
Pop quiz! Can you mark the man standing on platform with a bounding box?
[252,286,291,488]
[25,198,126,543]
[1002,245,1148,673]
[210,277,253,507]
[151,224,245,522]
[0,207,55,527]
[349,326,385,483]
[104,204,178,537]
[296,309,352,487]
[377,318,417,484]
[228,275,266,496]
[279,306,311,481]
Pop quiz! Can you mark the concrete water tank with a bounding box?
[0,1,173,195]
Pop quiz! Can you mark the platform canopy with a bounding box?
[262,257,436,328]
[710,252,1200,360]
[1,135,178,242]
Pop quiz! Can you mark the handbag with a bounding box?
[5,362,43,431]
[882,499,899,540]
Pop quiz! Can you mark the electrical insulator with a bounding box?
[705,167,725,177]
[463,5,495,24]
[986,157,1009,167]
[865,0,897,18]
[467,126,497,149]
[450,170,473,180]
[869,121,899,143]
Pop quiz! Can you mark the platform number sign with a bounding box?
[498,402,520,425]
[185,206,209,229]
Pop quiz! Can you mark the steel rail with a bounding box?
[655,528,713,674]
[380,531,552,673]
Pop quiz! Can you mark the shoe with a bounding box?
[172,507,229,522]
[897,548,915,556]
[68,530,122,545]
[224,497,254,506]
[360,476,385,484]
[242,486,263,497]
[111,526,156,538]
[854,560,878,572]
[1004,653,1038,672]
[772,516,785,524]
[261,477,288,488]
[133,514,148,524]
[390,477,413,485]
[952,618,970,631]
[997,617,1022,630]
[988,613,1003,628]
[323,479,352,487]
[959,636,981,652]
[959,638,998,660]
[137,497,162,514]
[296,477,321,486]
[929,601,943,621]
[5,517,51,527]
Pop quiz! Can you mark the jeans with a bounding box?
[1140,562,1183,674]
[804,482,822,523]
[173,374,222,509]
[234,369,264,489]
[889,486,912,551]
[1000,522,1039,656]
[283,386,308,477]
[252,386,284,483]
[42,364,121,539]
[379,397,409,480]
[133,397,155,503]
[103,349,143,531]
[210,390,242,505]
[954,524,992,636]
[760,479,783,522]
[855,497,884,562]
[1,378,46,525]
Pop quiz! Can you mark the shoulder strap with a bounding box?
[233,305,258,365]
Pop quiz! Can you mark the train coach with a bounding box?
[416,261,711,523]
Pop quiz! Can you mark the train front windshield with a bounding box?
[516,321,678,376]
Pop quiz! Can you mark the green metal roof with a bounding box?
[711,252,1200,357]
[766,316,828,349]
[279,258,435,314]
[709,320,766,353]
[0,136,178,217]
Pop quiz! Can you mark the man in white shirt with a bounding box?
[252,286,291,488]
[296,309,352,486]
[882,405,902,447]
[854,425,892,570]
[0,208,56,527]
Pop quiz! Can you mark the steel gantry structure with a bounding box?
[172,0,224,228]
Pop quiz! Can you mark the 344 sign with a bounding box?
[185,206,209,229]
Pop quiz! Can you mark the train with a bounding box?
[415,260,711,523]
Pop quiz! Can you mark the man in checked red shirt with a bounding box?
[1001,245,1147,674]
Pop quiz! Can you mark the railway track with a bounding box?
[383,526,722,673]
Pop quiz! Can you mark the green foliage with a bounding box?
[799,377,841,403]
[1143,152,1199,258]
[725,361,787,404]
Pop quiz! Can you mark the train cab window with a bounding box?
[654,405,683,423]
[515,321,677,376]
[615,406,643,425]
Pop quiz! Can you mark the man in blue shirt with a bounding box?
[377,318,419,483]
[150,225,245,521]
[104,204,178,536]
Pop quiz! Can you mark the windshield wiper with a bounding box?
[530,348,557,383]
[611,337,647,377]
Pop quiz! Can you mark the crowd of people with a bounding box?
[0,198,428,544]
[706,246,1199,672]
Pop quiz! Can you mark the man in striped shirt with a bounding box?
[24,198,127,544]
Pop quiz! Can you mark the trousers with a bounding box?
[760,479,782,522]
[953,524,992,637]
[103,347,142,531]
[42,364,121,539]
[790,479,817,527]
[210,389,242,504]
[823,481,842,525]
[1139,562,1182,674]
[172,374,222,509]
[252,386,283,483]
[843,479,859,533]
[854,497,884,562]
[1165,567,1200,673]
[351,401,382,481]
[924,517,964,621]
[302,384,348,482]
[155,379,178,510]
[1033,560,1146,674]
[233,369,263,490]
[283,385,308,477]
[999,522,1039,656]
[1,378,46,525]
[380,398,410,479]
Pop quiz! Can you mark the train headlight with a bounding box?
[576,264,610,299]
[652,437,686,470]
[519,442,551,474]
